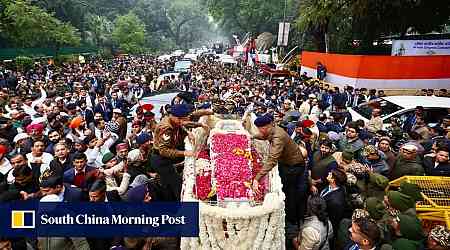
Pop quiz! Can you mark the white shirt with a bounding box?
[94,127,103,139]
[40,186,65,202]
[299,102,311,116]
[0,158,12,176]
[320,185,340,198]
[58,186,65,201]
[22,88,47,117]
[291,131,297,140]
[26,152,54,174]
[0,158,14,184]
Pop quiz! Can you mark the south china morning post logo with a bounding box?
[11,210,35,229]
[2,202,199,237]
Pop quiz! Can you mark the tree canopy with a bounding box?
[205,0,298,37]
[1,0,449,54]
[0,0,80,48]
[0,0,214,52]
[297,0,450,53]
[112,12,146,54]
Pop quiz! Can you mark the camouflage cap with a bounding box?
[348,163,369,178]
[362,144,378,157]
[430,225,450,247]
[352,209,370,222]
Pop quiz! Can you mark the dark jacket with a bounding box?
[383,150,397,175]
[62,183,85,202]
[423,156,450,176]
[354,94,366,106]
[311,152,338,187]
[0,179,39,202]
[326,122,344,133]
[403,113,417,132]
[50,158,73,177]
[94,102,113,121]
[320,186,347,234]
[321,93,332,109]
[63,165,97,189]
[45,142,57,154]
[390,155,425,180]
[333,92,347,108]
[345,92,354,107]
[110,98,125,111]
[80,108,95,128]
[316,121,328,133]
[106,190,122,202]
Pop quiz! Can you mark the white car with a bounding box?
[129,92,180,121]
[220,57,237,65]
[348,96,450,127]
[153,72,180,90]
[174,60,192,73]
[172,50,184,57]
[183,53,198,61]
[157,54,172,61]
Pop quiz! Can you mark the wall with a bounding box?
[300,51,450,89]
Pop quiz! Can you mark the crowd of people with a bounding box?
[0,54,449,250]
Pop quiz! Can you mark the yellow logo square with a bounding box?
[11,210,35,229]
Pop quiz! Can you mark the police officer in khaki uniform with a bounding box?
[151,104,208,201]
[251,114,306,225]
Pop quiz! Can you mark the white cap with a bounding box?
[127,149,141,162]
[13,133,29,143]
[55,97,63,102]
[308,94,317,98]
[402,144,418,152]
[113,109,122,114]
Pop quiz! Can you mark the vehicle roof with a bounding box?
[221,58,237,64]
[382,96,450,109]
[129,91,180,120]
[175,59,192,63]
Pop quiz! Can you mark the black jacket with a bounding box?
[49,158,73,177]
[0,180,39,202]
[94,102,113,121]
[80,108,95,128]
[333,92,347,108]
[321,186,348,233]
[106,190,122,202]
[423,156,450,177]
[62,183,85,202]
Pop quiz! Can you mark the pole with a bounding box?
[279,0,288,58]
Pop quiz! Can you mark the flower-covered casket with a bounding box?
[181,116,285,250]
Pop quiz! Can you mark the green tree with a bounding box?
[165,0,208,46]
[32,0,138,44]
[297,0,450,53]
[1,0,80,48]
[31,0,89,29]
[52,21,81,48]
[112,12,146,54]
[350,0,450,51]
[133,0,212,50]
[85,14,113,47]
[296,0,348,52]
[205,0,298,37]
